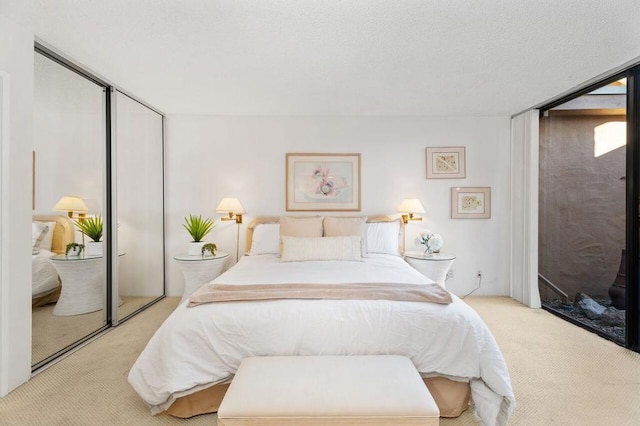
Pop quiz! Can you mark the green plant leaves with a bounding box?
[183,214,215,242]
[65,242,85,256]
[201,242,217,257]
[75,215,103,242]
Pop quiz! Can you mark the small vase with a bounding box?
[423,247,434,256]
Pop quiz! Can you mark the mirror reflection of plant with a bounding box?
[201,242,217,257]
[75,215,103,242]
[183,214,215,242]
[65,242,85,256]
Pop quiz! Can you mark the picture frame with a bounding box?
[286,153,361,211]
[451,187,491,219]
[425,147,466,179]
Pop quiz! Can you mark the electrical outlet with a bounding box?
[446,269,454,279]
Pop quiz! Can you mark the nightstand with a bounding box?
[404,251,456,289]
[49,253,125,316]
[174,252,229,303]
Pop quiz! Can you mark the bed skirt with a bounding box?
[166,376,470,419]
[32,286,61,308]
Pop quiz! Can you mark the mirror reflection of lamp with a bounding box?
[53,196,88,219]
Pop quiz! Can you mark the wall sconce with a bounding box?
[397,198,425,224]
[53,196,88,219]
[216,197,245,262]
[215,198,245,224]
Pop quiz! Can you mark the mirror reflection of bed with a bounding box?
[30,214,157,366]
[31,214,104,365]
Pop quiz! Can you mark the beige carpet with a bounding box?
[2,296,639,425]
[32,296,159,366]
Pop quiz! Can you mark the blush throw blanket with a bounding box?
[188,282,452,306]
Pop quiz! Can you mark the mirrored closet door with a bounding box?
[114,91,165,321]
[31,44,166,370]
[32,50,108,367]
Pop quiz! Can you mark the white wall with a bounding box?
[33,52,104,216]
[166,115,511,298]
[0,15,34,396]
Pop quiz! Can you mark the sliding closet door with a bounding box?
[114,91,165,321]
[32,51,108,367]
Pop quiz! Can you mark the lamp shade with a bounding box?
[215,198,245,214]
[397,198,425,214]
[53,196,89,214]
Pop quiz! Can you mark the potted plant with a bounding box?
[75,215,103,256]
[65,242,85,257]
[201,242,217,258]
[183,214,215,255]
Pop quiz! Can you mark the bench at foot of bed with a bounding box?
[216,355,440,426]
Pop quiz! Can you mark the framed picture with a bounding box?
[286,153,361,211]
[425,147,466,179]
[451,187,491,219]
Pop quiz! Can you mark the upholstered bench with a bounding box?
[217,355,440,426]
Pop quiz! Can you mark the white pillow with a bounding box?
[281,236,363,262]
[32,222,49,254]
[34,221,57,252]
[249,223,280,255]
[366,220,402,256]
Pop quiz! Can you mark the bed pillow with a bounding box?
[366,219,402,256]
[323,216,368,255]
[279,216,324,252]
[31,222,49,255]
[281,236,363,262]
[248,223,281,255]
[34,221,57,252]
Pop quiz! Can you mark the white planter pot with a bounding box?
[86,241,103,257]
[188,241,206,256]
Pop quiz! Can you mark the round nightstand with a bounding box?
[404,251,456,289]
[174,252,229,303]
[49,253,125,316]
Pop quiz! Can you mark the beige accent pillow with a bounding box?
[279,216,324,252]
[323,216,368,255]
[281,236,363,262]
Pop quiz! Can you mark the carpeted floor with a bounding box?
[3,296,640,425]
[32,296,158,365]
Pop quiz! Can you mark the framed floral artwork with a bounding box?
[286,153,361,211]
[451,187,491,219]
[425,147,466,179]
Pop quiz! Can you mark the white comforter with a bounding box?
[129,254,515,425]
[32,249,59,297]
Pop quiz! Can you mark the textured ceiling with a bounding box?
[2,0,640,116]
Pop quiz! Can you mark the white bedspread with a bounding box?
[129,254,514,425]
[32,249,59,297]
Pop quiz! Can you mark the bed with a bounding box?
[32,214,75,306]
[129,216,515,425]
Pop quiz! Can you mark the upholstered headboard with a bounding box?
[245,215,403,254]
[33,214,75,255]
